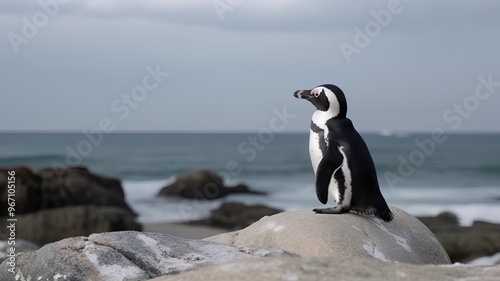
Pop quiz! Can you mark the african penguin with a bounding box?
[294,84,394,222]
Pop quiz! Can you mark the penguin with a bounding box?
[293,84,394,222]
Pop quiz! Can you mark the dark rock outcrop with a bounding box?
[418,212,500,263]
[0,166,43,215]
[158,170,266,200]
[187,202,283,230]
[0,166,134,216]
[0,205,142,246]
[0,166,140,246]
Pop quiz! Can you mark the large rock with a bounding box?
[152,256,500,281]
[0,205,142,245]
[0,231,295,281]
[205,207,451,264]
[418,212,500,263]
[158,170,266,200]
[0,166,134,216]
[188,202,283,230]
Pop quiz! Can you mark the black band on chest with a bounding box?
[310,121,327,155]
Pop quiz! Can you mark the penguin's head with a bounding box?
[293,84,347,118]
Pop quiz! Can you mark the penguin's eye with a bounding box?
[313,91,320,98]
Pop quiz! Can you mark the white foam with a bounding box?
[121,179,500,227]
[394,203,500,226]
[122,179,222,223]
[123,179,174,201]
[467,252,500,265]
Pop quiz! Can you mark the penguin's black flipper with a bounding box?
[315,142,343,204]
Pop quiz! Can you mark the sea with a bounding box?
[1,132,499,227]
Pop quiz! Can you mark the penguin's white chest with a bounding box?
[308,124,352,206]
[308,129,323,174]
[308,127,342,203]
[309,111,330,172]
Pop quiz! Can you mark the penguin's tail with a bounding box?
[375,206,394,222]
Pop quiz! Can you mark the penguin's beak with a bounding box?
[293,90,313,100]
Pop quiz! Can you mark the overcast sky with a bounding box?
[1,0,499,133]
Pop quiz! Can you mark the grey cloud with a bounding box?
[2,0,499,33]
[1,0,500,132]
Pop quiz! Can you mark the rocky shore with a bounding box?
[0,166,141,246]
[2,206,500,281]
[186,202,283,230]
[157,169,266,199]
[152,257,500,281]
[418,212,500,263]
[1,166,499,280]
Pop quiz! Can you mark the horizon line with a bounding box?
[0,129,499,135]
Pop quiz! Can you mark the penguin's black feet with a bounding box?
[313,204,349,214]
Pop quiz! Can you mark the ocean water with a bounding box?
[1,132,499,226]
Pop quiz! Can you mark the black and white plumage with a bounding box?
[294,84,394,222]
